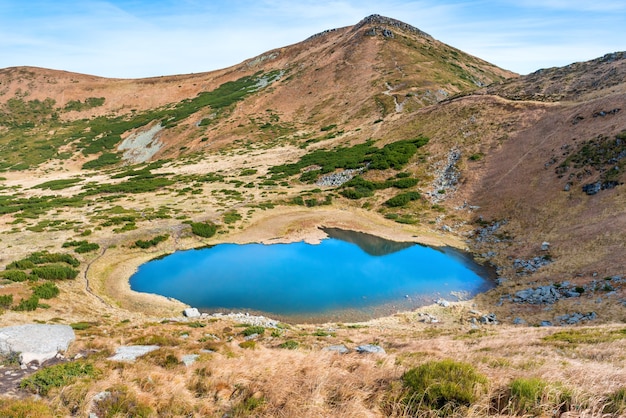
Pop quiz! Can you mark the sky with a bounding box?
[0,0,624,78]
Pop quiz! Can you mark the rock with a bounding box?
[480,313,498,325]
[540,321,553,327]
[356,344,386,355]
[513,317,526,325]
[556,312,597,325]
[323,345,349,354]
[541,242,550,251]
[582,181,602,195]
[0,324,75,365]
[108,345,160,362]
[182,354,199,366]
[436,298,450,307]
[183,308,201,318]
[244,333,259,341]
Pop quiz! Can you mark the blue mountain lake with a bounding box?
[129,228,494,322]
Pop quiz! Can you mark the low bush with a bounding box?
[32,282,60,299]
[63,240,100,254]
[12,295,39,311]
[1,270,29,282]
[497,377,571,416]
[241,326,265,337]
[384,191,421,207]
[402,359,488,415]
[134,234,168,249]
[0,294,13,309]
[191,221,217,238]
[279,340,299,350]
[31,264,79,280]
[20,361,95,395]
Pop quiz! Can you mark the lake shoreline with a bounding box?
[89,207,478,322]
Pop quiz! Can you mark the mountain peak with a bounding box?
[355,14,432,39]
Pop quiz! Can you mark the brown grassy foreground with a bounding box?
[2,304,625,417]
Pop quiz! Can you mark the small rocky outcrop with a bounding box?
[323,345,349,354]
[108,345,160,362]
[513,256,552,275]
[316,168,365,187]
[356,344,386,354]
[183,308,201,318]
[556,312,597,325]
[0,324,75,365]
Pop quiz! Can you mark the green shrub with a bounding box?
[63,240,100,254]
[70,322,93,330]
[242,326,265,337]
[13,295,39,311]
[31,264,79,280]
[32,282,60,299]
[9,251,80,268]
[223,210,242,224]
[32,178,81,190]
[384,191,421,207]
[0,294,13,309]
[240,168,258,176]
[1,270,29,282]
[134,235,168,249]
[503,377,571,416]
[20,361,94,395]
[279,340,299,350]
[82,152,121,170]
[402,360,488,415]
[191,221,217,238]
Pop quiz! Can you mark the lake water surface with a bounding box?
[129,228,494,322]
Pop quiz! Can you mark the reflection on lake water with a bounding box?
[129,228,494,322]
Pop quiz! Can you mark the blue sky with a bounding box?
[1,0,624,78]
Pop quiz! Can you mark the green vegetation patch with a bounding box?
[191,221,218,238]
[340,175,419,200]
[384,191,422,207]
[134,235,168,249]
[269,137,429,182]
[7,251,80,269]
[543,327,626,346]
[402,359,488,415]
[32,282,60,299]
[498,377,571,416]
[62,240,100,253]
[32,178,81,191]
[241,326,265,337]
[64,97,105,112]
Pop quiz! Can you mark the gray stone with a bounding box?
[540,321,553,327]
[541,242,550,251]
[0,324,75,365]
[244,333,259,341]
[182,354,199,366]
[183,308,201,318]
[108,345,160,362]
[513,317,526,325]
[323,345,349,354]
[436,298,450,307]
[480,313,498,325]
[356,344,386,354]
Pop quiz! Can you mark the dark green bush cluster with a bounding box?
[134,235,168,249]
[32,282,60,299]
[31,264,79,280]
[21,361,96,396]
[7,251,79,269]
[384,191,422,207]
[269,137,429,181]
[402,360,488,415]
[278,340,299,349]
[13,295,40,311]
[1,270,29,282]
[0,194,85,217]
[62,240,100,254]
[339,176,419,199]
[191,221,218,238]
[32,178,82,190]
[82,152,121,170]
[84,175,174,194]
[63,97,105,112]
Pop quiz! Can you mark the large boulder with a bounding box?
[0,324,75,364]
